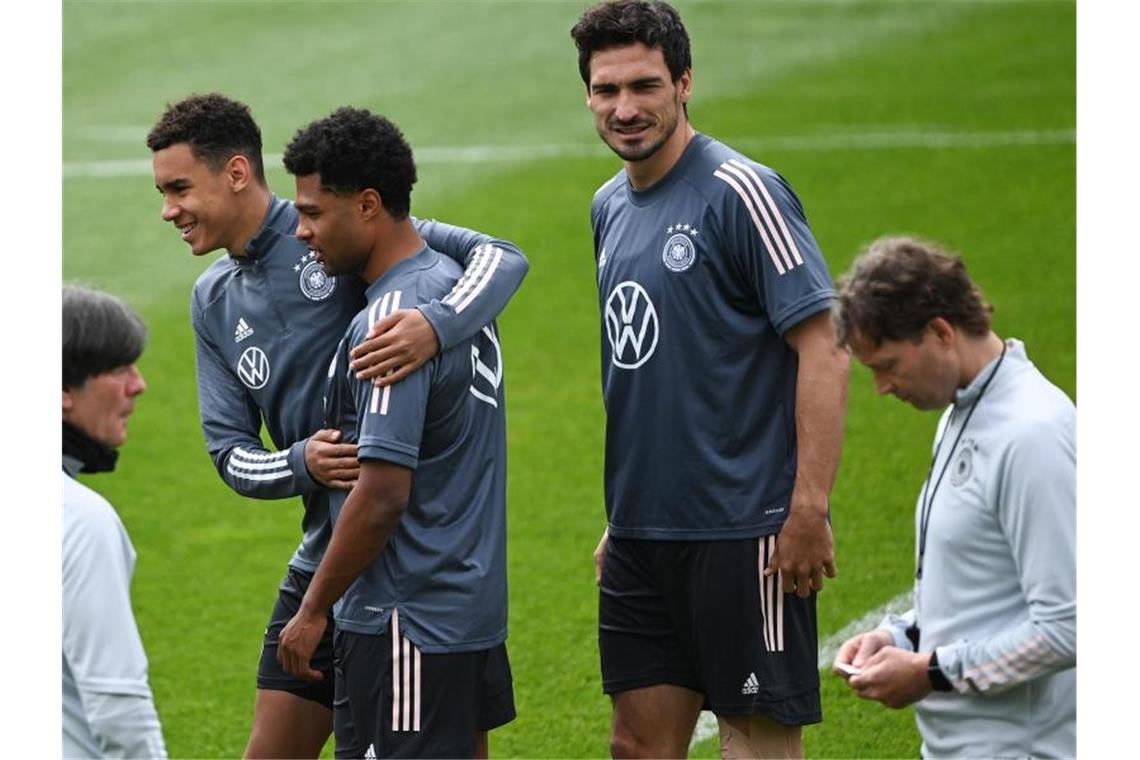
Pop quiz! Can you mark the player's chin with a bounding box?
[188,238,215,257]
[609,134,662,162]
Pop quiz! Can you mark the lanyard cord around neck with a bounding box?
[915,341,1007,581]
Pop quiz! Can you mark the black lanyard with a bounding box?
[915,342,1007,580]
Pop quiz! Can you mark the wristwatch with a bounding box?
[927,650,953,692]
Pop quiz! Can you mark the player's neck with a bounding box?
[957,331,1005,388]
[225,184,274,258]
[361,219,424,285]
[626,122,696,192]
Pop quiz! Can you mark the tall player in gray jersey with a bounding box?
[571,3,850,757]
[148,94,527,758]
[274,107,513,759]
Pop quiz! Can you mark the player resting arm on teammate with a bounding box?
[193,220,527,499]
[351,217,529,386]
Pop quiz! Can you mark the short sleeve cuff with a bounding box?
[358,439,419,470]
[289,438,320,494]
[771,290,835,336]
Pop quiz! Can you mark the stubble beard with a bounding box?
[600,105,679,163]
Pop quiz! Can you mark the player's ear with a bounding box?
[225,154,253,193]
[677,68,692,104]
[927,317,956,347]
[358,188,383,221]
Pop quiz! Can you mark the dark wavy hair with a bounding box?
[282,107,417,220]
[570,0,691,85]
[834,236,994,347]
[146,93,266,182]
[63,285,148,389]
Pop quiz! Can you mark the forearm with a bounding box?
[790,337,849,510]
[415,218,529,350]
[214,437,319,499]
[301,485,405,615]
[936,615,1076,695]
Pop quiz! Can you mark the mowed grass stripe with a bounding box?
[63,127,1076,178]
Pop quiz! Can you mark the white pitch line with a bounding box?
[689,590,912,749]
[63,128,1073,179]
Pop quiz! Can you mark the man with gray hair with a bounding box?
[830,237,1075,758]
[63,285,166,758]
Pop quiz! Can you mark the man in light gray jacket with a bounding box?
[831,237,1075,759]
[63,285,166,759]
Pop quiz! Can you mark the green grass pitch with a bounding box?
[63,1,1073,757]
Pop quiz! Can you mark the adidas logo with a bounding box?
[364,743,376,759]
[234,317,254,343]
[741,672,759,695]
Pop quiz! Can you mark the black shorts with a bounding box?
[599,534,821,725]
[256,566,337,710]
[333,613,515,758]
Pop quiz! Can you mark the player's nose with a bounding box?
[614,90,640,122]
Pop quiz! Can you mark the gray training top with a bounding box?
[591,134,835,540]
[324,246,508,653]
[63,460,167,759]
[880,339,1076,759]
[191,195,526,572]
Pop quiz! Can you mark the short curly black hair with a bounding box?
[282,107,417,220]
[570,0,691,85]
[146,93,266,182]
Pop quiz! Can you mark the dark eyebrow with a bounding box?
[157,178,191,192]
[591,75,664,93]
[295,203,320,214]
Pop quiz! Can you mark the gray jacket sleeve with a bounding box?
[191,294,319,499]
[412,218,529,351]
[879,607,917,650]
[934,419,1077,695]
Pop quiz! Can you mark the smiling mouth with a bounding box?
[178,223,197,240]
[612,122,652,137]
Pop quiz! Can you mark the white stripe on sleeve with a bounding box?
[442,245,491,308]
[720,162,796,271]
[367,291,401,415]
[728,159,804,266]
[453,245,503,314]
[713,169,787,275]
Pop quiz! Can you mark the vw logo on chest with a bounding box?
[604,280,659,369]
[237,346,271,389]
